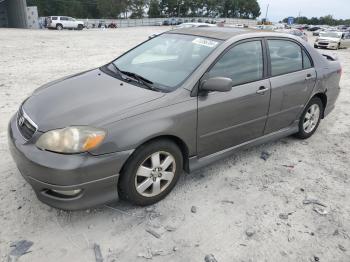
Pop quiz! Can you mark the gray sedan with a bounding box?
[8,27,341,210]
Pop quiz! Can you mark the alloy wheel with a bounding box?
[303,104,320,133]
[135,151,176,197]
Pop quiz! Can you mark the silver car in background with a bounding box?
[275,29,308,42]
[8,28,341,210]
[314,31,350,49]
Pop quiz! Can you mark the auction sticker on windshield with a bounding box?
[192,38,219,48]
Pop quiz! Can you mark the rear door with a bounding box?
[197,39,271,157]
[264,38,316,134]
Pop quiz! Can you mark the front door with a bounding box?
[341,33,350,48]
[264,39,317,134]
[197,40,271,157]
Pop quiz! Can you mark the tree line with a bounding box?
[26,0,261,19]
[282,15,350,26]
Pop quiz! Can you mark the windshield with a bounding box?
[320,32,342,38]
[112,34,222,92]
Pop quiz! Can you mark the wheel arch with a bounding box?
[120,135,191,174]
[313,92,327,118]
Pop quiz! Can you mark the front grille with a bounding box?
[17,108,37,140]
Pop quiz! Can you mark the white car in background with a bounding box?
[275,29,308,42]
[149,23,216,39]
[47,16,84,30]
[314,31,350,49]
[176,23,216,29]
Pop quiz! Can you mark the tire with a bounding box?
[77,24,83,30]
[118,140,183,206]
[295,97,323,139]
[56,24,63,30]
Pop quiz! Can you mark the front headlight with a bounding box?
[36,126,106,153]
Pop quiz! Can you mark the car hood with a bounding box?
[22,69,165,131]
[317,37,340,42]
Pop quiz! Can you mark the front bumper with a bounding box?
[314,42,339,49]
[8,114,133,210]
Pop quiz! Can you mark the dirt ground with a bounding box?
[0,27,349,262]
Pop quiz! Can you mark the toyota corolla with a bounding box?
[8,27,341,210]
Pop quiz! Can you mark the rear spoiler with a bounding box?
[322,53,338,61]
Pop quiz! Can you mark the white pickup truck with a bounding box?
[46,16,84,30]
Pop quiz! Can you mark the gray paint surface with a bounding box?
[8,27,341,209]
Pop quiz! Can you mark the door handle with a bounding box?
[305,73,313,80]
[256,86,269,94]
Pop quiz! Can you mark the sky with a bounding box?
[257,0,350,22]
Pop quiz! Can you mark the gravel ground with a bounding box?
[0,27,349,262]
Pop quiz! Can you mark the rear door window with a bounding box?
[51,17,57,20]
[268,40,303,76]
[207,40,264,86]
[60,17,68,21]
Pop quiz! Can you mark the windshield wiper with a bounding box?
[110,63,123,78]
[108,63,159,91]
[119,70,157,91]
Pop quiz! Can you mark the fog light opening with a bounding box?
[45,189,82,199]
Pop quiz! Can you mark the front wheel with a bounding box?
[56,24,63,30]
[118,140,183,206]
[77,24,83,30]
[295,97,323,139]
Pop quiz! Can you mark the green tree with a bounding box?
[96,0,125,18]
[129,0,148,18]
[148,0,161,17]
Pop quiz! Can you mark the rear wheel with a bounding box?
[118,140,183,206]
[56,24,63,30]
[295,97,323,139]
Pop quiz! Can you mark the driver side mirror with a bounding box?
[201,77,233,93]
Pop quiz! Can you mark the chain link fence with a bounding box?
[81,17,257,28]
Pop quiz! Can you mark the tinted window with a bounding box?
[51,17,57,20]
[303,50,312,69]
[60,17,68,21]
[268,40,303,76]
[207,41,263,86]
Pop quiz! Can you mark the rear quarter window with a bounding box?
[51,17,57,20]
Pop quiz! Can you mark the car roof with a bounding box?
[167,27,248,40]
[166,27,305,42]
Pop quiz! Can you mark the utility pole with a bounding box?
[265,3,270,22]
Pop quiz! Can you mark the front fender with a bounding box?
[90,98,197,156]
